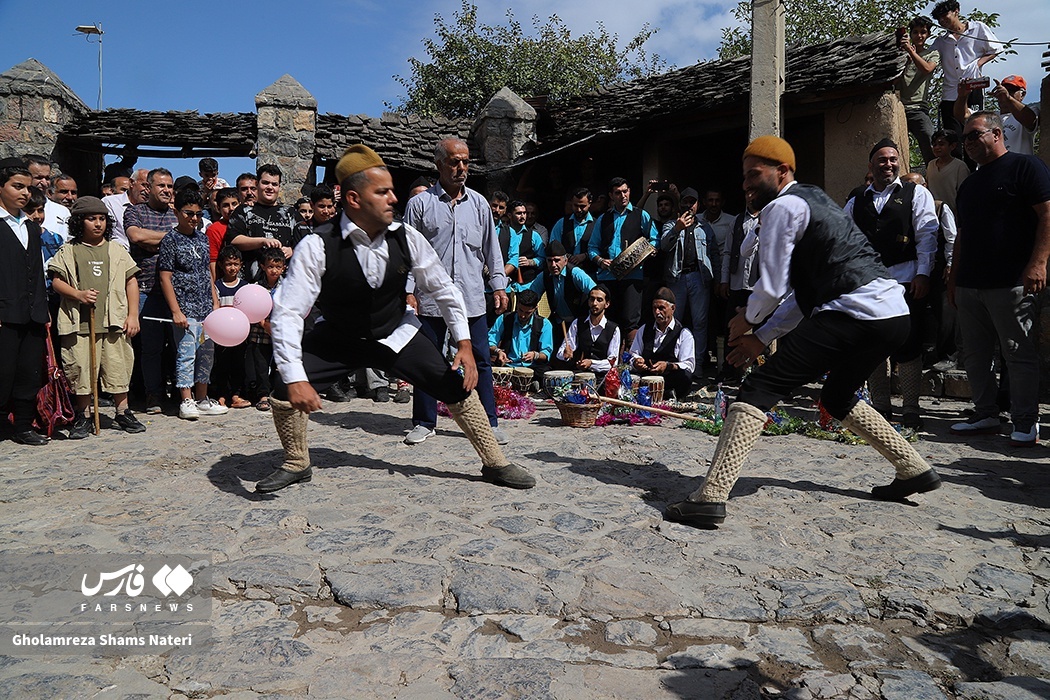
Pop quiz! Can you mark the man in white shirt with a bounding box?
[23,155,71,240]
[844,138,939,429]
[931,0,999,135]
[665,136,941,530]
[262,145,534,493]
[629,288,695,400]
[992,74,1039,156]
[555,284,620,380]
[103,168,149,251]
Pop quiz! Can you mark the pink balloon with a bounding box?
[233,284,274,324]
[203,307,251,347]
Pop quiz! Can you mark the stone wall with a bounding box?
[0,59,88,162]
[255,75,317,204]
[822,91,908,205]
[471,87,537,195]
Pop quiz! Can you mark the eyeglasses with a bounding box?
[179,210,204,219]
[963,129,994,142]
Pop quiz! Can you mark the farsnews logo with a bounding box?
[81,563,194,598]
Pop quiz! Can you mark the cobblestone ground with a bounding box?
[0,389,1048,699]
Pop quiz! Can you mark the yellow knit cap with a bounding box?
[335,144,385,185]
[743,135,796,172]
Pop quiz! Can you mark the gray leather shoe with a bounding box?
[256,466,312,493]
[664,500,726,528]
[481,463,535,489]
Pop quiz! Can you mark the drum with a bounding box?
[573,372,597,394]
[640,375,665,403]
[610,237,656,280]
[543,370,574,399]
[492,366,512,388]
[511,367,534,394]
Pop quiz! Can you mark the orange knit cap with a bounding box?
[743,135,796,172]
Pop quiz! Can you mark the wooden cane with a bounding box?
[597,395,699,422]
[88,305,100,435]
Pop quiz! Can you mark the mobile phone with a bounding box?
[654,180,670,191]
[961,76,991,90]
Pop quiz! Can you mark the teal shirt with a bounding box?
[488,312,554,367]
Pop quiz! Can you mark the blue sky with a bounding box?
[0,0,1046,182]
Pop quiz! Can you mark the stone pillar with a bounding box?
[0,59,89,162]
[471,87,537,195]
[749,0,785,139]
[822,91,908,205]
[255,75,317,204]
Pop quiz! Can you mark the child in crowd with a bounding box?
[295,197,312,223]
[48,196,145,438]
[245,246,285,411]
[158,189,228,421]
[211,245,251,408]
[206,187,239,281]
[25,188,66,340]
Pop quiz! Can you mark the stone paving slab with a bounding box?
[0,392,1047,698]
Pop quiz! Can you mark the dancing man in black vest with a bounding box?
[665,136,941,529]
[628,287,695,400]
[844,138,938,429]
[260,145,535,493]
[554,284,620,379]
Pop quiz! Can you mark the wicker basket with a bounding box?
[555,400,602,428]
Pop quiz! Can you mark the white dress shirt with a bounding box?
[844,178,939,284]
[271,214,470,385]
[0,205,30,249]
[103,192,133,251]
[557,315,621,373]
[747,181,909,346]
[43,200,70,241]
[629,318,696,374]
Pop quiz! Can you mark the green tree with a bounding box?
[391,1,668,118]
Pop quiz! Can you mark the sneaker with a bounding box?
[68,416,91,440]
[393,382,411,403]
[145,394,163,415]
[404,425,436,445]
[950,415,1000,435]
[196,398,230,416]
[491,425,509,445]
[179,398,200,420]
[114,409,146,434]
[1009,423,1039,447]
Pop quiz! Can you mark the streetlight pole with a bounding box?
[75,23,103,110]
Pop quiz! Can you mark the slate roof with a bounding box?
[0,58,88,113]
[314,112,474,169]
[60,109,257,151]
[543,32,905,148]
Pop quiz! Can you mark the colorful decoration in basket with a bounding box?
[438,385,536,420]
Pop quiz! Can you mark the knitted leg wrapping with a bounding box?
[866,358,892,413]
[270,397,310,473]
[898,358,923,415]
[840,400,930,479]
[447,392,508,468]
[688,402,768,503]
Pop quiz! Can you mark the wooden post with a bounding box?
[749,0,786,141]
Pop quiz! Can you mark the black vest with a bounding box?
[499,226,538,283]
[641,322,684,364]
[499,311,542,353]
[0,218,48,325]
[315,223,411,340]
[851,182,918,268]
[599,207,644,256]
[576,317,619,363]
[728,213,761,289]
[786,184,888,316]
[561,215,595,254]
[543,271,585,320]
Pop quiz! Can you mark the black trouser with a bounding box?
[245,341,274,402]
[273,323,468,406]
[0,322,46,432]
[211,342,247,402]
[890,286,925,364]
[739,312,909,419]
[609,279,643,335]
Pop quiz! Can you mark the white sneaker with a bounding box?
[491,426,509,445]
[197,398,230,416]
[950,416,1000,435]
[404,425,436,445]
[179,398,200,420]
[1010,423,1039,447]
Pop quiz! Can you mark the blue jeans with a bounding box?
[173,319,214,389]
[412,314,498,429]
[672,269,712,375]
